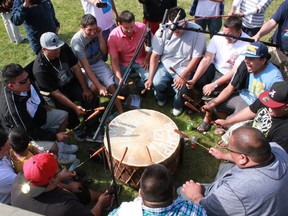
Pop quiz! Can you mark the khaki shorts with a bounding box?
[41,108,68,132]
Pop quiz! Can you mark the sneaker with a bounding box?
[157,100,167,107]
[172,107,183,117]
[58,153,77,164]
[57,142,78,154]
[73,127,86,142]
[86,132,103,143]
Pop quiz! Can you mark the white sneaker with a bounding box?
[172,107,183,117]
[58,153,77,164]
[157,100,167,107]
[57,142,78,154]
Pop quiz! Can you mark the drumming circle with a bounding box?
[104,109,180,189]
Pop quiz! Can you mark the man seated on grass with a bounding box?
[11,153,112,215]
[215,81,288,153]
[33,32,97,131]
[187,16,250,106]
[145,7,206,117]
[198,42,283,134]
[108,10,150,96]
[109,164,207,216]
[0,128,16,205]
[0,63,77,164]
[71,14,123,118]
[179,126,288,215]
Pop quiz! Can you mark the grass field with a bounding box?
[0,0,283,213]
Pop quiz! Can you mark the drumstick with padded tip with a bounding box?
[66,107,105,135]
[145,146,153,163]
[77,146,106,168]
[169,66,189,84]
[185,101,200,112]
[141,89,147,95]
[183,94,210,113]
[107,93,125,101]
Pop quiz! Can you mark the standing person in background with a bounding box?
[0,0,26,43]
[189,0,224,38]
[138,0,177,34]
[11,0,60,54]
[228,0,273,37]
[252,0,288,76]
[80,0,118,61]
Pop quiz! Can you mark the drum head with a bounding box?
[104,109,180,167]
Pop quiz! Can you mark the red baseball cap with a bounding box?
[22,153,58,197]
[259,82,288,108]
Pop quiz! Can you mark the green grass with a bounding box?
[0,0,283,213]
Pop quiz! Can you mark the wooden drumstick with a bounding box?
[169,66,188,84]
[77,146,106,168]
[66,106,105,135]
[107,93,125,101]
[141,89,147,95]
[185,101,200,112]
[174,129,189,139]
[85,106,105,113]
[182,94,194,103]
[85,109,101,122]
[117,146,128,170]
[145,146,153,163]
[183,94,210,113]
[194,141,210,151]
[128,81,134,86]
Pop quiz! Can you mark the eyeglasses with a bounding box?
[13,75,30,85]
[225,147,246,155]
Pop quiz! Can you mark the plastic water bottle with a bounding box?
[69,158,80,171]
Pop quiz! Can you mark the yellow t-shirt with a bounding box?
[9,144,35,173]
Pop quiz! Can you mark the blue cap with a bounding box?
[242,42,270,58]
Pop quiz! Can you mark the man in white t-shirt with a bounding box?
[187,16,250,101]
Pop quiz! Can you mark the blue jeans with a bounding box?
[195,17,222,38]
[117,63,149,96]
[153,63,188,110]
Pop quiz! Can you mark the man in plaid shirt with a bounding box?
[109,164,206,216]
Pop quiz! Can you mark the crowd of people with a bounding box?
[1,0,288,215]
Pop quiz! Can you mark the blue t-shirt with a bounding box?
[271,0,288,52]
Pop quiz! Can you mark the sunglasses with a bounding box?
[13,75,30,85]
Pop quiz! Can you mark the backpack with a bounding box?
[0,0,14,13]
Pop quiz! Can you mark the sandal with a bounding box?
[197,121,211,132]
[216,140,229,149]
[214,127,226,136]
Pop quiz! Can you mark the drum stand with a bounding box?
[91,24,151,206]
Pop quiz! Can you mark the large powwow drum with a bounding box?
[104,109,181,189]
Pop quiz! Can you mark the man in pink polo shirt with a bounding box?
[108,10,150,95]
